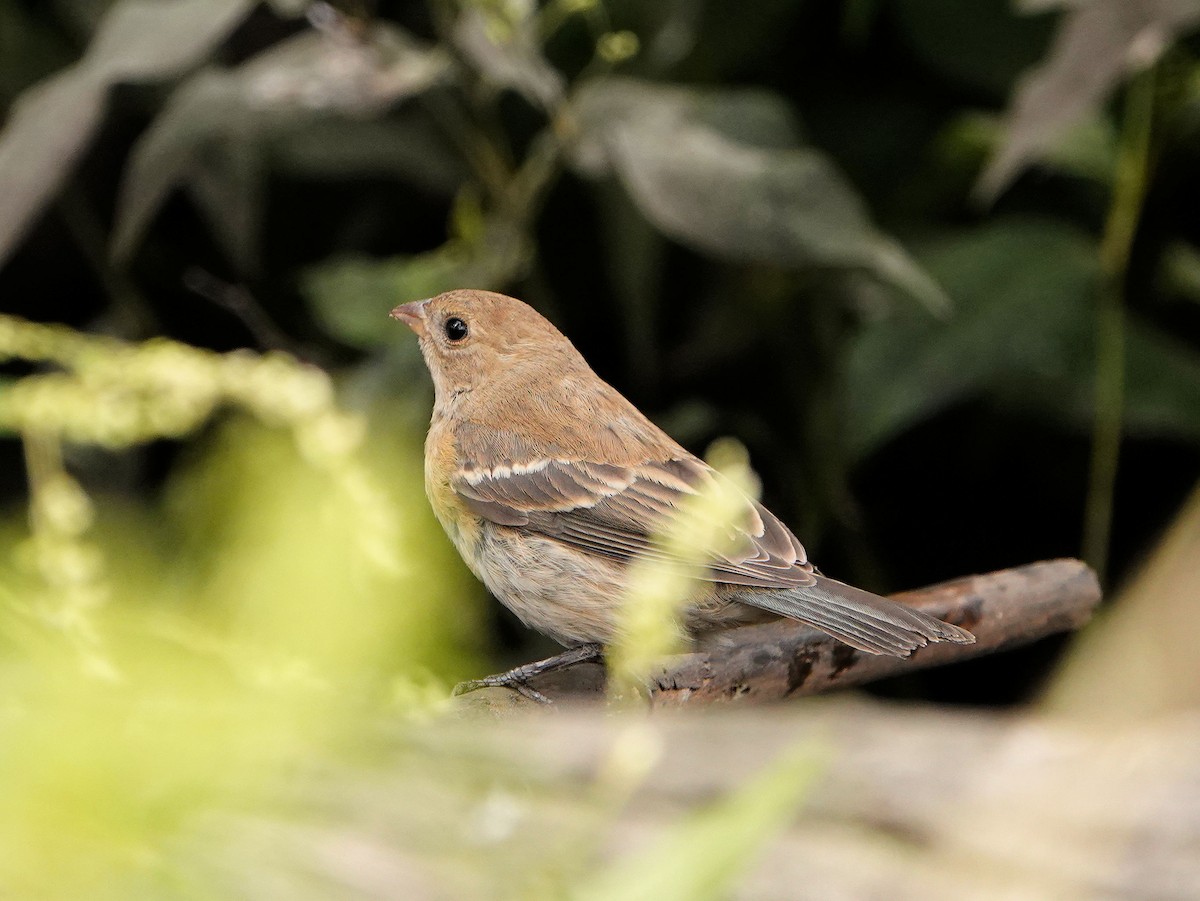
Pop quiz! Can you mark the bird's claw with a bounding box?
[452,676,552,705]
[450,643,604,706]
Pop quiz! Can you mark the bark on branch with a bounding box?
[486,558,1100,707]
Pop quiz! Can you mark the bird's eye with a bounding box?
[444,316,468,342]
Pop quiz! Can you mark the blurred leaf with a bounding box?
[1044,111,1122,183]
[570,78,950,313]
[452,0,565,111]
[577,744,820,901]
[893,0,1056,99]
[109,65,266,271]
[271,110,464,186]
[302,219,530,348]
[305,251,466,348]
[1007,298,1200,445]
[0,0,258,269]
[112,27,453,269]
[0,411,483,899]
[165,416,482,679]
[979,0,1200,199]
[941,110,1118,186]
[1110,322,1200,441]
[845,218,1200,460]
[1158,239,1200,303]
[843,219,1100,460]
[571,77,801,173]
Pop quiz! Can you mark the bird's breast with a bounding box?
[424,417,481,560]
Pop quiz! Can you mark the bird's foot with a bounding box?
[452,643,604,705]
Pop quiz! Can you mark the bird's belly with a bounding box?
[457,523,772,647]
[466,524,632,647]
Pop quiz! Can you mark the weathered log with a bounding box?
[193,702,1200,900]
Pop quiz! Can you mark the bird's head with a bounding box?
[391,289,583,405]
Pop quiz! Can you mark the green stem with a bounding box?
[1083,67,1157,583]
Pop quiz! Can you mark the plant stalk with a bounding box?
[1083,67,1157,583]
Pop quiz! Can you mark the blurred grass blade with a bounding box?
[575,744,822,901]
[607,439,761,699]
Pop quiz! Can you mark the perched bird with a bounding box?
[392,289,973,700]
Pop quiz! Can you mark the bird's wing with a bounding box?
[452,454,819,589]
[452,452,976,657]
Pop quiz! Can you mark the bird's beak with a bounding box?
[390,299,430,337]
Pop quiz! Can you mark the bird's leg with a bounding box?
[452,643,605,704]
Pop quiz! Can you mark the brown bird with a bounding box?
[392,289,974,700]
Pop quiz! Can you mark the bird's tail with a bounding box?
[734,575,975,657]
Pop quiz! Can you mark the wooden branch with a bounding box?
[473,558,1100,708]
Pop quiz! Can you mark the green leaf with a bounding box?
[1119,323,1200,442]
[302,220,530,349]
[843,219,1100,461]
[1158,240,1200,305]
[111,27,454,269]
[0,0,258,269]
[576,743,821,901]
[570,78,950,313]
[844,218,1200,461]
[271,111,464,188]
[111,68,265,271]
[304,252,468,349]
[979,0,1200,199]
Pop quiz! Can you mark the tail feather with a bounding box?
[735,575,976,657]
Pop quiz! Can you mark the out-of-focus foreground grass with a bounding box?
[0,317,830,900]
[0,316,487,897]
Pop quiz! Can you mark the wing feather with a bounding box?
[733,576,976,656]
[453,454,817,589]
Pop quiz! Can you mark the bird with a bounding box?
[391,289,974,701]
